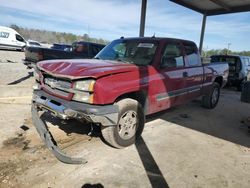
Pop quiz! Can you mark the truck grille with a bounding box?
[43,75,72,98]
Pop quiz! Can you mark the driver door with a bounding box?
[152,41,188,112]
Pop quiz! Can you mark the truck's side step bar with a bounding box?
[31,103,87,164]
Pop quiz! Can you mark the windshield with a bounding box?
[95,39,158,65]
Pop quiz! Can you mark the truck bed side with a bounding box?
[202,62,229,94]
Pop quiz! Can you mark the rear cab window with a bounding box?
[211,56,242,72]
[160,42,184,68]
[241,57,250,66]
[92,44,103,56]
[72,42,89,54]
[183,42,200,66]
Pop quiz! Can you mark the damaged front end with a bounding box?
[31,103,87,164]
[31,90,118,164]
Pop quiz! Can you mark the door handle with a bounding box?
[183,72,188,77]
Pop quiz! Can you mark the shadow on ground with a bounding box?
[81,183,104,188]
[36,88,248,187]
[40,112,102,140]
[147,89,250,148]
[135,136,170,188]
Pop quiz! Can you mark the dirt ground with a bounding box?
[0,50,250,188]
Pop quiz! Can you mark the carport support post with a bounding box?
[199,14,207,55]
[139,0,147,37]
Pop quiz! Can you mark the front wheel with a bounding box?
[202,82,220,109]
[101,98,145,148]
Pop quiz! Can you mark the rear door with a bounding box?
[241,57,250,80]
[182,41,203,101]
[153,41,188,111]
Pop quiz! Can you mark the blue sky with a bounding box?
[0,0,249,51]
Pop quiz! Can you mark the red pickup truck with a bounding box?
[32,37,228,163]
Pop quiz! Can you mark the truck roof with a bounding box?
[118,37,196,45]
[73,41,106,46]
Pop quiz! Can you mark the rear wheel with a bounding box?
[101,98,145,148]
[202,82,220,109]
[237,80,245,91]
[241,81,250,103]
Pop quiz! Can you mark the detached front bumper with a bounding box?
[33,90,119,126]
[31,90,119,164]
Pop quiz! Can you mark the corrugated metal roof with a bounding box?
[170,0,250,15]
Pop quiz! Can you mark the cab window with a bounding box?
[16,34,25,42]
[92,45,103,56]
[73,43,88,53]
[183,42,200,66]
[161,43,184,68]
[242,58,250,66]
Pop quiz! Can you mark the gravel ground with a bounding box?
[0,50,25,64]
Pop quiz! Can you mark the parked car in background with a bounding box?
[211,55,250,90]
[31,37,229,163]
[51,43,71,51]
[26,40,42,47]
[0,26,26,51]
[24,41,105,68]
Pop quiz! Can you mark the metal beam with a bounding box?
[171,0,250,16]
[139,0,147,37]
[207,4,250,16]
[169,0,205,14]
[208,0,231,11]
[199,14,207,55]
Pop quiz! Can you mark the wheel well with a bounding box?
[115,91,147,108]
[214,76,223,87]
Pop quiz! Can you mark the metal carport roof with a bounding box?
[139,0,250,53]
[170,0,250,16]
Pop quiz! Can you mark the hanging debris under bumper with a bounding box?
[31,103,88,164]
[31,90,119,164]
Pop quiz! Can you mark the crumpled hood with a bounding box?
[37,59,139,79]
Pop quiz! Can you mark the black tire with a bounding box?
[101,98,145,148]
[237,83,243,91]
[202,82,220,109]
[241,81,250,103]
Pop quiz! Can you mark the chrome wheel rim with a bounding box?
[212,88,219,105]
[118,110,137,140]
